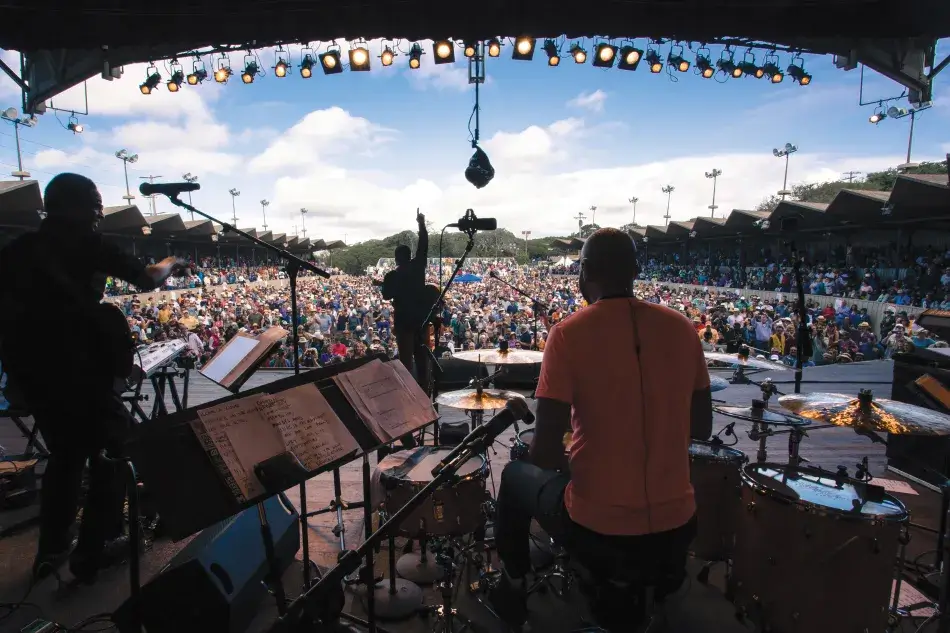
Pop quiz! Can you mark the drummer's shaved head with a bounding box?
[579,228,639,302]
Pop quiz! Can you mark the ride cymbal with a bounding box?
[435,388,525,411]
[453,349,544,365]
[715,402,810,427]
[705,351,790,371]
[778,390,950,436]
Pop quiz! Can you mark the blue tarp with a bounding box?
[456,274,482,283]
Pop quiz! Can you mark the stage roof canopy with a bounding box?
[1,0,947,112]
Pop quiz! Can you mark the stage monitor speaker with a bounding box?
[887,351,950,490]
[114,492,300,633]
[435,358,489,389]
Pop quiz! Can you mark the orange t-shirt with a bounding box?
[535,297,710,536]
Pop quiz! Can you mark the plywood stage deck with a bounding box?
[0,360,943,633]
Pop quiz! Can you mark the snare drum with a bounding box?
[377,447,489,537]
[510,429,535,461]
[731,463,908,633]
[688,440,746,561]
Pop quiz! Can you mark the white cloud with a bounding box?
[483,117,584,173]
[405,61,471,92]
[568,90,607,113]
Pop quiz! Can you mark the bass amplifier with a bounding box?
[887,350,950,490]
[114,493,300,633]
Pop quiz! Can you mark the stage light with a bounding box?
[320,51,343,75]
[570,44,587,64]
[487,38,502,57]
[187,68,207,85]
[463,41,477,58]
[241,61,259,84]
[763,63,783,83]
[67,115,83,134]
[788,62,811,86]
[300,54,315,77]
[593,43,617,68]
[513,37,535,60]
[739,60,764,78]
[668,53,689,72]
[543,39,560,66]
[717,57,742,78]
[696,55,714,79]
[349,45,371,71]
[380,46,395,66]
[645,49,663,73]
[139,70,161,95]
[275,60,288,78]
[408,43,423,69]
[214,65,231,83]
[166,70,185,92]
[433,40,455,64]
[869,110,886,124]
[617,46,642,70]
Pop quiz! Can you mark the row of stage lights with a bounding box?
[139,38,811,94]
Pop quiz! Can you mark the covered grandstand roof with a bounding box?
[145,213,187,235]
[0,180,43,228]
[101,205,148,234]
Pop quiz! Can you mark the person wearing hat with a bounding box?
[0,173,189,583]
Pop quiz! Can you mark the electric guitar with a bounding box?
[371,279,443,325]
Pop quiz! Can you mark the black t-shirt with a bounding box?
[0,222,146,374]
[383,250,428,330]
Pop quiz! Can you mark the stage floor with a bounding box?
[0,360,942,632]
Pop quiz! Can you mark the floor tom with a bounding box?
[688,440,746,561]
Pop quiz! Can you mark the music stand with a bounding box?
[123,354,437,633]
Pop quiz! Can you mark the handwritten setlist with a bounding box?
[192,384,359,502]
[334,359,437,443]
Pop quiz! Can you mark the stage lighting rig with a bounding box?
[67,114,83,134]
[242,58,259,84]
[487,38,502,57]
[513,37,536,60]
[645,48,663,73]
[739,51,765,78]
[380,45,396,66]
[543,39,560,66]
[274,52,289,78]
[869,108,886,124]
[593,43,617,68]
[300,53,315,77]
[320,50,343,74]
[349,43,371,71]
[187,59,207,85]
[617,46,642,71]
[717,52,743,79]
[167,69,185,92]
[463,41,478,58]
[214,59,231,83]
[696,55,714,79]
[668,51,690,72]
[434,40,455,64]
[140,66,161,95]
[408,43,424,69]
[763,57,783,84]
[788,59,811,86]
[570,43,588,64]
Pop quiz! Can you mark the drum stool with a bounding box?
[568,559,667,633]
[527,539,573,600]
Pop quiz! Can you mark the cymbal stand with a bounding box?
[747,422,773,463]
[419,542,475,633]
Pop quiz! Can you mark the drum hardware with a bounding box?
[417,542,476,633]
[689,440,746,584]
[368,510,424,620]
[396,536,442,586]
[778,389,950,436]
[527,539,575,599]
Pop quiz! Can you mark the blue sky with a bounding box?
[0,39,947,241]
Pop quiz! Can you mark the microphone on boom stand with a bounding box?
[139,181,201,197]
[448,210,497,234]
[431,399,535,477]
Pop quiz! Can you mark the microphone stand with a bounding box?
[790,245,811,395]
[165,195,339,591]
[489,273,548,351]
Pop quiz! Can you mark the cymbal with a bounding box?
[714,404,810,427]
[453,349,544,365]
[778,391,950,436]
[710,376,729,393]
[436,388,525,411]
[705,351,790,372]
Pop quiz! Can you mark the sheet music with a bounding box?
[196,395,270,499]
[201,336,259,383]
[334,360,436,442]
[257,383,359,471]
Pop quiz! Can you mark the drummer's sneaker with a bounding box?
[488,569,528,628]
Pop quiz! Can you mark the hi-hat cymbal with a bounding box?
[714,403,810,427]
[453,349,544,365]
[778,391,950,436]
[705,351,790,372]
[436,388,525,411]
[710,376,729,393]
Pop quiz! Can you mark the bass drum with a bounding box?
[688,440,746,561]
[730,463,908,633]
[377,446,489,537]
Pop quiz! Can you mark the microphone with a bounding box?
[139,181,201,197]
[489,270,498,278]
[448,209,497,233]
[431,399,534,477]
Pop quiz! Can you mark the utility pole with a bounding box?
[842,171,862,183]
[300,208,308,237]
[662,185,675,225]
[228,188,240,225]
[574,211,586,237]
[628,196,639,226]
[773,143,799,200]
[705,169,722,217]
[182,173,198,220]
[589,205,597,229]
[260,199,269,231]
[521,230,531,259]
[115,149,139,203]
[139,175,162,215]
[2,108,36,180]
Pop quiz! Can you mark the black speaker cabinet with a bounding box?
[115,493,300,633]
[887,351,950,489]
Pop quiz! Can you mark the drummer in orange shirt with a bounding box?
[490,228,713,628]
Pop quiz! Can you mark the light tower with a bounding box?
[521,230,531,258]
[260,199,269,231]
[228,188,241,225]
[300,208,308,237]
[705,168,722,218]
[2,108,36,180]
[115,149,139,203]
[772,143,798,199]
[182,173,198,220]
[628,196,639,226]
[661,185,675,225]
[589,205,597,229]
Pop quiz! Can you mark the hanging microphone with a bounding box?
[448,209,497,233]
[139,181,201,197]
[431,399,534,476]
